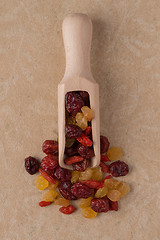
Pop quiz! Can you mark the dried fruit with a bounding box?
[95,187,108,198]
[109,160,129,177]
[65,138,75,148]
[66,116,76,125]
[109,200,118,211]
[80,196,93,208]
[76,112,88,130]
[58,181,77,200]
[101,154,110,162]
[42,189,59,202]
[54,198,70,207]
[71,171,80,183]
[65,142,78,156]
[79,91,89,106]
[107,190,121,202]
[71,182,92,199]
[117,182,130,197]
[42,140,58,155]
[104,178,121,190]
[77,144,94,159]
[40,155,58,176]
[81,106,94,121]
[65,124,82,139]
[39,201,52,207]
[65,92,85,116]
[102,175,111,182]
[82,206,97,218]
[91,197,110,213]
[81,180,102,189]
[76,133,93,147]
[65,156,84,165]
[59,205,76,214]
[79,168,93,181]
[25,156,39,175]
[72,159,89,172]
[35,175,49,190]
[100,162,110,173]
[107,147,123,161]
[54,166,71,181]
[39,168,56,184]
[91,166,103,181]
[48,180,60,189]
[100,136,110,154]
[84,126,92,136]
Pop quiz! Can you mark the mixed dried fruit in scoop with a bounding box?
[24,91,130,218]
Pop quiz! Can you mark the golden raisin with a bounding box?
[118,182,130,197]
[107,147,123,161]
[42,189,59,202]
[81,106,94,121]
[107,190,121,202]
[91,166,103,181]
[66,116,76,125]
[82,207,97,218]
[75,112,88,130]
[35,175,49,190]
[48,180,60,189]
[79,168,93,181]
[71,171,80,183]
[54,197,70,207]
[80,196,93,209]
[95,187,108,198]
[104,178,121,190]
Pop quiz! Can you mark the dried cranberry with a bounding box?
[58,181,77,200]
[40,155,58,176]
[72,159,89,171]
[42,140,58,155]
[65,91,85,116]
[65,125,82,139]
[77,144,95,159]
[65,143,78,156]
[71,182,92,199]
[54,166,71,181]
[91,197,110,213]
[100,136,110,153]
[109,160,129,177]
[109,200,118,211]
[25,156,39,175]
[79,91,90,106]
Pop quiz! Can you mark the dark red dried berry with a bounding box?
[100,136,110,154]
[109,200,118,211]
[71,182,92,199]
[65,125,82,139]
[42,140,58,155]
[59,205,76,214]
[58,181,77,200]
[79,91,90,106]
[84,126,92,136]
[91,197,110,213]
[39,168,56,184]
[40,155,58,176]
[25,156,39,175]
[72,159,89,172]
[109,160,129,177]
[65,142,78,156]
[100,161,110,173]
[65,92,85,117]
[54,166,71,182]
[77,144,95,159]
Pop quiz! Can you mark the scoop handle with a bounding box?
[62,13,93,79]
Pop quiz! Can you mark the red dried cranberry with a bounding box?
[65,143,78,156]
[72,159,89,171]
[58,181,77,200]
[77,144,95,159]
[100,136,110,153]
[79,91,90,106]
[40,155,58,176]
[65,91,85,116]
[109,200,118,211]
[42,140,58,155]
[71,182,92,199]
[25,156,39,175]
[65,125,82,139]
[109,160,129,177]
[90,197,110,213]
[54,166,71,181]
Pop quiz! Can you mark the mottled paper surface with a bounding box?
[0,0,160,239]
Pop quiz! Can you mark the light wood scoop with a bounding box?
[58,13,100,170]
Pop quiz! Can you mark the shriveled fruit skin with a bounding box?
[81,106,94,121]
[54,198,70,207]
[79,168,93,181]
[65,156,84,165]
[100,136,110,154]
[35,175,49,190]
[107,190,121,202]
[104,178,121,190]
[39,168,56,184]
[79,91,90,106]
[109,160,129,177]
[58,181,77,200]
[42,189,59,202]
[42,140,58,155]
[107,147,123,161]
[76,112,88,130]
[95,187,108,198]
[65,142,78,156]
[25,156,39,175]
[65,91,85,117]
[71,171,80,183]
[59,205,76,214]
[91,197,110,213]
[72,159,89,172]
[65,124,82,139]
[109,200,118,211]
[82,207,97,218]
[54,166,71,182]
[71,182,92,199]
[40,155,58,176]
[117,182,130,197]
[91,166,103,181]
[80,196,93,208]
[77,144,94,159]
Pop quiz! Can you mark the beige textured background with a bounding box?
[0,0,160,240]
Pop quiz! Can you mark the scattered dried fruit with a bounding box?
[109,160,129,177]
[76,112,88,130]
[65,124,82,139]
[54,166,71,182]
[54,197,70,207]
[82,206,97,218]
[80,196,93,208]
[39,201,52,207]
[25,156,39,175]
[58,181,77,200]
[104,178,120,190]
[71,182,92,199]
[35,175,49,190]
[59,205,76,214]
[42,140,58,155]
[77,144,94,159]
[100,136,110,154]
[81,106,94,121]
[65,156,84,165]
[95,187,108,198]
[40,155,58,176]
[72,159,89,172]
[71,171,80,183]
[91,197,110,213]
[107,190,121,202]
[42,189,59,202]
[76,133,93,147]
[39,168,56,184]
[107,147,123,161]
[100,162,110,173]
[117,182,130,197]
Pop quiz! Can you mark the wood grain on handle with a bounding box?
[62,13,93,79]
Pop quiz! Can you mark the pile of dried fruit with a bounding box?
[25,91,130,218]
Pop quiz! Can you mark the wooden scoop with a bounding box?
[58,13,100,170]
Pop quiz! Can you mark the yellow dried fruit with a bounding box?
[91,166,103,181]
[107,147,123,161]
[80,196,93,209]
[81,106,94,121]
[42,189,59,202]
[95,187,108,198]
[35,175,49,190]
[79,168,93,181]
[71,171,80,183]
[82,207,97,218]
[54,197,70,207]
[48,180,60,190]
[104,178,121,190]
[107,190,121,202]
[75,112,88,130]
[117,182,130,197]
